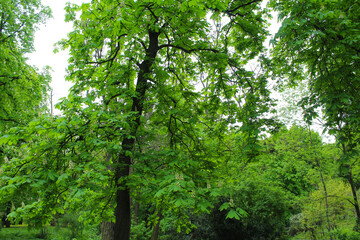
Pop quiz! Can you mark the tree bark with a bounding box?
[114,141,132,240]
[113,29,160,240]
[134,198,140,224]
[101,221,115,240]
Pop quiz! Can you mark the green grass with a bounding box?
[0,225,43,240]
[0,225,101,240]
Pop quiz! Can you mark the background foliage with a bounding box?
[1,0,359,239]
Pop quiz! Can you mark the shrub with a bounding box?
[210,178,292,240]
[131,221,151,240]
[59,213,84,240]
[331,228,360,240]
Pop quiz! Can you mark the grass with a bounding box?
[0,225,44,240]
[0,224,101,240]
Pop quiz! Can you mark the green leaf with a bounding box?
[226,209,241,220]
[219,202,230,211]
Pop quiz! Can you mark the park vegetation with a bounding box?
[1,0,359,239]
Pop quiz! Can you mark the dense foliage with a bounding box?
[271,0,360,233]
[0,0,359,239]
[0,0,51,229]
[0,0,51,129]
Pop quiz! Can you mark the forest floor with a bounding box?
[0,225,100,240]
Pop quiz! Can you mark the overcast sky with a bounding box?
[28,0,89,113]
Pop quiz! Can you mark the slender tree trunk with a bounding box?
[308,127,333,239]
[151,210,163,240]
[341,143,360,231]
[318,167,333,237]
[50,88,53,116]
[134,198,140,224]
[113,29,160,240]
[101,153,115,240]
[102,221,115,240]
[348,167,360,231]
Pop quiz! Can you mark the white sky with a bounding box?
[28,0,89,114]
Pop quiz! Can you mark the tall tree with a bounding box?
[270,0,360,229]
[1,0,275,239]
[0,0,51,128]
[60,1,274,238]
[0,0,51,227]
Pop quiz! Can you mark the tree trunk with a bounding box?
[341,143,360,231]
[348,167,360,231]
[308,127,333,238]
[134,199,140,224]
[318,166,333,238]
[2,201,11,228]
[114,144,132,240]
[102,221,115,240]
[151,210,163,240]
[113,29,160,240]
[101,153,115,240]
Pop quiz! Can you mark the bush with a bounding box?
[163,177,293,240]
[210,178,292,240]
[131,221,151,240]
[331,228,360,240]
[59,213,84,240]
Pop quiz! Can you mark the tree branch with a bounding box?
[86,34,127,65]
[0,116,20,124]
[226,0,261,14]
[0,22,26,44]
[158,44,219,53]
